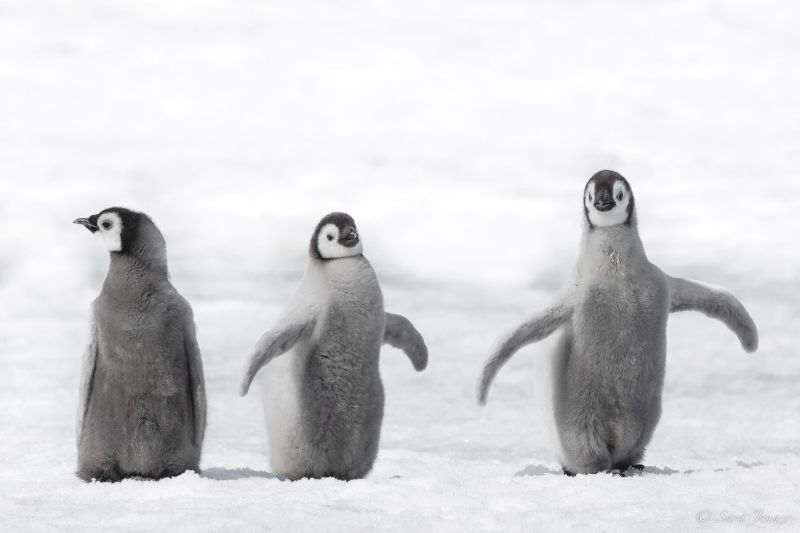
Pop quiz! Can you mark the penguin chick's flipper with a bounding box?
[667,276,758,353]
[239,317,315,397]
[476,301,573,406]
[182,310,207,449]
[383,313,428,371]
[76,316,98,446]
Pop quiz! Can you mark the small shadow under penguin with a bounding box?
[514,464,564,477]
[201,467,278,481]
[514,464,686,477]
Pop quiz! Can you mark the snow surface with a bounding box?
[1,0,799,531]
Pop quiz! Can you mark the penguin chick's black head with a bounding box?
[583,170,635,229]
[73,207,158,254]
[310,212,363,260]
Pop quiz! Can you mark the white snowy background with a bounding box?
[1,0,798,531]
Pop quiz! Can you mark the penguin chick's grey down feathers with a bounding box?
[240,212,427,481]
[74,208,206,482]
[477,171,758,475]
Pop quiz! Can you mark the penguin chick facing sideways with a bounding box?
[239,212,428,481]
[74,208,206,482]
[477,171,758,476]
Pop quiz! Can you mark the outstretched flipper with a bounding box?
[477,300,573,406]
[239,316,315,396]
[182,310,207,449]
[76,315,98,446]
[667,276,758,353]
[383,313,428,371]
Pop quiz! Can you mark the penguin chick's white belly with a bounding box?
[260,346,306,474]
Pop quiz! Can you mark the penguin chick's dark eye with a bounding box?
[617,192,624,201]
[101,221,112,230]
[326,234,334,241]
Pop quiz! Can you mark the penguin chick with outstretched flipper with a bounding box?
[239,212,428,481]
[74,208,206,482]
[477,170,758,475]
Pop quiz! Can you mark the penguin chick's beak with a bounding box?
[594,200,616,212]
[73,217,99,232]
[339,226,359,247]
[593,190,616,212]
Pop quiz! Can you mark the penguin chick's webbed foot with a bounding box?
[608,464,645,477]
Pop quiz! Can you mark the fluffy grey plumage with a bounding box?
[74,208,206,482]
[477,171,758,475]
[240,212,428,480]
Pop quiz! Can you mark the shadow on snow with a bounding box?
[201,467,277,481]
[515,460,768,478]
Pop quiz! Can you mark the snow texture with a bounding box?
[1,0,798,531]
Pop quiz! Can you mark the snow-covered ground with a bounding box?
[1,0,799,530]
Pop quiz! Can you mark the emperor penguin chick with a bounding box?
[477,171,758,475]
[240,212,428,481]
[74,208,206,482]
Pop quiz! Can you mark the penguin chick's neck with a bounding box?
[103,242,169,299]
[308,255,375,292]
[578,223,647,278]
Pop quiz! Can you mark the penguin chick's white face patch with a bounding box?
[316,223,363,259]
[585,181,631,228]
[96,212,123,252]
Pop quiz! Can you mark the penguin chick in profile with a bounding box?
[477,170,758,475]
[74,208,206,482]
[239,212,428,481]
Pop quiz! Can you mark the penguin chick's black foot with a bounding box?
[76,462,123,483]
[609,464,645,477]
[562,467,577,477]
